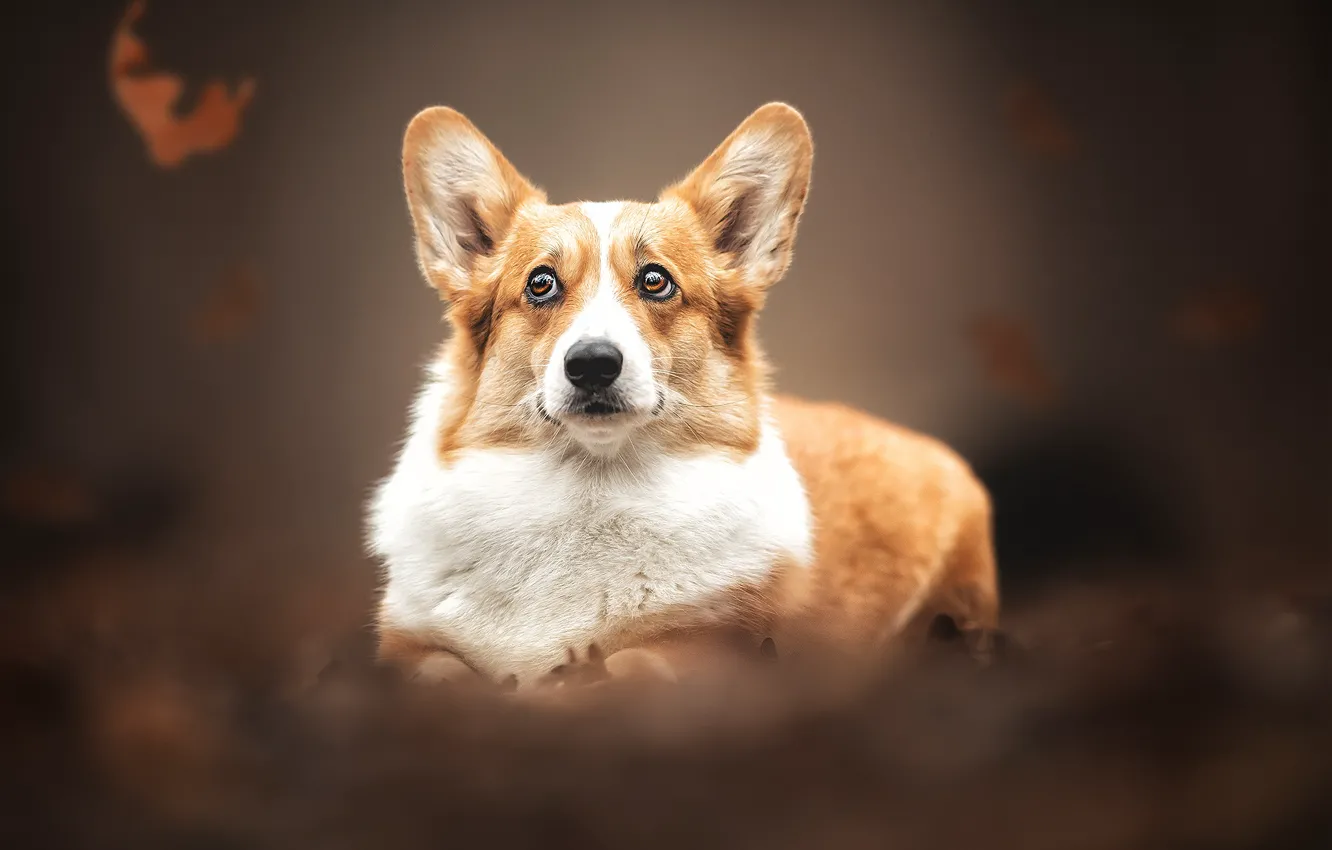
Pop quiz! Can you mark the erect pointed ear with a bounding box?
[663,102,813,290]
[402,107,543,298]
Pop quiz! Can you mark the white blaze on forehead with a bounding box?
[547,201,643,355]
[539,201,659,446]
[581,201,623,284]
[571,201,630,337]
[568,202,653,396]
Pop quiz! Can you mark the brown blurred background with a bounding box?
[2,0,1326,599]
[2,3,1330,848]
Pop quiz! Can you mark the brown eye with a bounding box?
[636,265,676,301]
[526,267,561,304]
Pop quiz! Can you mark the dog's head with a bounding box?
[403,103,813,459]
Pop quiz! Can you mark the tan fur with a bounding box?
[377,625,478,683]
[772,396,999,649]
[382,102,999,684]
[564,396,1002,672]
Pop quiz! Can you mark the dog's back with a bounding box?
[773,395,998,649]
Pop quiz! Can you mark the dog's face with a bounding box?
[402,104,812,459]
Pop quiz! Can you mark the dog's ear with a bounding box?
[664,103,813,290]
[402,107,543,298]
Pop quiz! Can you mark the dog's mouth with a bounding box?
[541,389,659,425]
[566,390,631,420]
[576,398,624,417]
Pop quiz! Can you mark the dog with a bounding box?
[367,102,999,689]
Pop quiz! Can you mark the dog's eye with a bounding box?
[526,267,561,304]
[636,265,676,301]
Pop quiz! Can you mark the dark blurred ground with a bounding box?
[1,514,1329,849]
[1,1,1328,847]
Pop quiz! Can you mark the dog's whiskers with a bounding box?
[669,398,750,410]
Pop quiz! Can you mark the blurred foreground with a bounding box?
[1,497,1329,850]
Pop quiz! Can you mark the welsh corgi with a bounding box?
[367,103,999,689]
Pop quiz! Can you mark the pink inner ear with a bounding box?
[664,107,812,285]
[713,182,761,257]
[403,115,544,294]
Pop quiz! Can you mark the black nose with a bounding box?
[564,339,623,390]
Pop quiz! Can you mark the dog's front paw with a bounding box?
[526,644,678,706]
[413,651,477,684]
[602,647,678,683]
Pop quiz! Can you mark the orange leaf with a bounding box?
[191,262,263,345]
[966,315,1059,409]
[109,1,256,169]
[1004,82,1078,160]
[1,465,98,526]
[1170,285,1265,348]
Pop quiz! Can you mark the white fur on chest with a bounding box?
[368,372,813,683]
